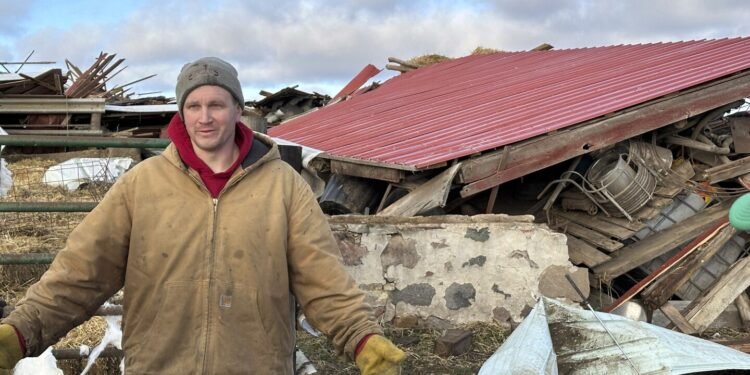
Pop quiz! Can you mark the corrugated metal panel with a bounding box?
[269,37,750,169]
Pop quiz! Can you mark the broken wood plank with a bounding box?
[565,235,611,268]
[330,159,405,183]
[699,155,750,184]
[554,221,623,253]
[601,220,729,313]
[486,185,499,214]
[592,199,733,281]
[647,300,744,329]
[736,292,750,331]
[641,223,735,312]
[378,163,461,217]
[595,214,646,232]
[658,303,697,334]
[684,255,750,333]
[729,116,750,153]
[551,209,636,240]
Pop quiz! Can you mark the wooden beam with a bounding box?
[684,255,750,333]
[736,292,750,331]
[658,303,697,334]
[551,209,636,240]
[565,235,611,268]
[555,221,623,253]
[330,159,405,183]
[699,155,750,184]
[486,185,499,214]
[592,199,733,281]
[458,71,750,197]
[0,97,105,113]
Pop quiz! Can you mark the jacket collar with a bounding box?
[163,131,280,172]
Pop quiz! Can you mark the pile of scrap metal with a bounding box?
[539,102,750,338]
[0,52,161,139]
[249,86,331,131]
[268,38,750,338]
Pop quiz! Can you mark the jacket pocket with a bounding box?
[127,280,206,374]
[211,284,294,371]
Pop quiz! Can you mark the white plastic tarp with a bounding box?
[479,297,750,374]
[0,126,12,197]
[43,158,133,191]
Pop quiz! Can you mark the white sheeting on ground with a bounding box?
[479,297,750,374]
[80,311,122,375]
[43,158,133,191]
[0,126,12,197]
[13,347,62,375]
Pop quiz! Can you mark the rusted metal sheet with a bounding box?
[271,38,750,170]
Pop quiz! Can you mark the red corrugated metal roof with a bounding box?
[269,37,750,169]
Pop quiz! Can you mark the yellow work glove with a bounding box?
[355,335,406,375]
[0,324,23,370]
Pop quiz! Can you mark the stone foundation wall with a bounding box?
[329,214,588,327]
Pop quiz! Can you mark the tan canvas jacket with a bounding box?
[3,132,381,374]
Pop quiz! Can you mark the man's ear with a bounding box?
[235,103,243,122]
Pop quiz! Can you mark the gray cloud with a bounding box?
[0,1,32,38]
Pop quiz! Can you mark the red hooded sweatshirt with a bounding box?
[166,113,253,197]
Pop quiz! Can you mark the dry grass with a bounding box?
[2,156,118,374]
[406,54,452,67]
[297,321,509,374]
[470,46,502,55]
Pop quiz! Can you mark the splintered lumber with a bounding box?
[565,235,611,268]
[641,223,735,312]
[700,155,750,184]
[554,221,623,253]
[601,220,729,313]
[684,255,750,333]
[736,293,750,331]
[592,199,733,281]
[658,303,697,334]
[551,209,636,240]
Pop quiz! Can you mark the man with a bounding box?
[0,57,404,374]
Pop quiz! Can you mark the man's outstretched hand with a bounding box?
[355,335,406,375]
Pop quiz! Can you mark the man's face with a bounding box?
[182,85,242,157]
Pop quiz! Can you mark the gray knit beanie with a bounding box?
[175,57,244,118]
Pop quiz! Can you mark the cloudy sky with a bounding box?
[1,0,748,101]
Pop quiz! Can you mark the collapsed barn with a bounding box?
[3,37,750,373]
